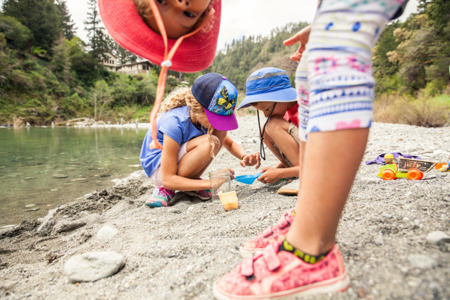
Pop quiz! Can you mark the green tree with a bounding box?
[2,0,62,53]
[84,0,107,61]
[66,37,100,86]
[51,35,71,86]
[0,13,32,50]
[91,80,112,120]
[373,22,401,94]
[112,43,138,66]
[56,0,76,40]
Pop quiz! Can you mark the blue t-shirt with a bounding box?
[139,106,207,177]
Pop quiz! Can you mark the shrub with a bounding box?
[374,92,449,127]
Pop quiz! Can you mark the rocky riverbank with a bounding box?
[0,118,449,299]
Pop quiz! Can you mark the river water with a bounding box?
[0,126,148,226]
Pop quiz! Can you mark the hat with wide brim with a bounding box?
[98,0,221,73]
[238,67,297,110]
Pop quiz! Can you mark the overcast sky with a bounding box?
[1,0,419,51]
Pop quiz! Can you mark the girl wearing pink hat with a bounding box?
[99,0,222,152]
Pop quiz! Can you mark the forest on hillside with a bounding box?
[0,0,448,126]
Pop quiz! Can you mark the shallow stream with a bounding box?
[0,126,147,226]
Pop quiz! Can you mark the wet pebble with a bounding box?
[71,178,87,182]
[25,207,39,212]
[53,174,68,179]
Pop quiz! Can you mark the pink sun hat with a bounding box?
[98,0,221,73]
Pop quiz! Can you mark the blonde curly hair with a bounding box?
[161,87,216,158]
[133,0,153,28]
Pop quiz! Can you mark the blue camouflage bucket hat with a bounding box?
[237,67,297,110]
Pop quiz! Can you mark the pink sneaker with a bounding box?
[239,211,294,257]
[185,189,212,201]
[145,186,175,208]
[214,242,350,299]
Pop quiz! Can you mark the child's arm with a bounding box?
[223,134,261,168]
[159,134,212,191]
[258,166,299,184]
[283,24,312,62]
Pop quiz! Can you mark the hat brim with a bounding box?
[99,0,221,73]
[237,87,297,110]
[204,109,238,131]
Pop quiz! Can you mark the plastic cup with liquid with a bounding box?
[209,169,231,202]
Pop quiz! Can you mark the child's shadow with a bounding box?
[167,192,208,206]
[167,180,295,207]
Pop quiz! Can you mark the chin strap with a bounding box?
[147,0,214,149]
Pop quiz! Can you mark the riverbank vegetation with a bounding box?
[0,0,448,127]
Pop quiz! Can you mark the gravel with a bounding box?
[0,118,449,299]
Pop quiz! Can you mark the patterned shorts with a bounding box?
[296,0,407,141]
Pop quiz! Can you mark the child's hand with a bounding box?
[210,168,235,190]
[240,153,261,168]
[283,25,312,62]
[258,167,282,184]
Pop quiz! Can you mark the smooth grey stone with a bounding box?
[25,207,39,212]
[64,251,125,282]
[408,254,437,269]
[54,220,86,234]
[374,236,383,245]
[53,174,68,178]
[426,231,450,244]
[37,208,57,235]
[97,225,118,241]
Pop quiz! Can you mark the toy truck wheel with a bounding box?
[407,168,422,180]
[382,169,396,180]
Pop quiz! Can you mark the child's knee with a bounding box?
[198,135,220,154]
[211,135,221,149]
[265,117,289,136]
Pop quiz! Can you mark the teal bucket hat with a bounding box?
[237,67,297,110]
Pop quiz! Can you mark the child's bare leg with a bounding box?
[299,140,306,182]
[263,117,299,167]
[287,128,369,254]
[177,135,220,179]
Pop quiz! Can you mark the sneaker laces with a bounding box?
[158,187,173,198]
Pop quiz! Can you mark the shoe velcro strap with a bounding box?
[263,244,281,271]
[278,215,289,229]
[263,227,273,237]
[239,257,254,277]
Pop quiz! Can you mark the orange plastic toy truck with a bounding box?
[377,157,436,181]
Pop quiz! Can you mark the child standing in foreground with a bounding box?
[237,67,300,184]
[214,0,409,298]
[140,73,260,208]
